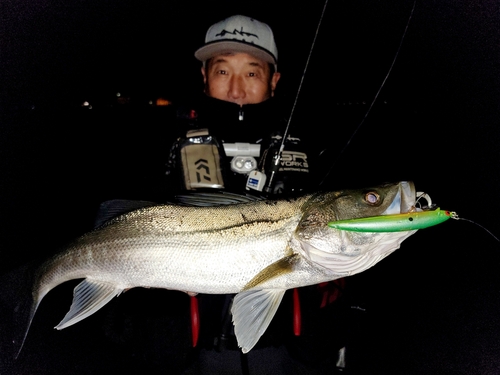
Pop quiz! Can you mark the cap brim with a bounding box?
[195,40,277,66]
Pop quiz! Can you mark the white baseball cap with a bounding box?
[194,15,278,69]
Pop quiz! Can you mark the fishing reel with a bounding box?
[253,135,311,195]
[221,136,311,195]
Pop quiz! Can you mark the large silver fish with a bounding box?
[16,181,420,357]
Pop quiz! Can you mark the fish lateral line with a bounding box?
[328,209,455,232]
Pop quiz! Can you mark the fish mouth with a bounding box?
[383,181,436,215]
[298,181,419,275]
[381,181,417,215]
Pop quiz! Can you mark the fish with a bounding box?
[14,180,422,357]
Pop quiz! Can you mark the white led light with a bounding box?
[230,156,257,174]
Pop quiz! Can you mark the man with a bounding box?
[96,15,347,374]
[195,14,281,106]
[159,15,350,375]
[166,14,311,197]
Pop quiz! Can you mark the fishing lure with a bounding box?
[328,209,455,232]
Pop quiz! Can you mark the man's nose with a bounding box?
[228,76,245,100]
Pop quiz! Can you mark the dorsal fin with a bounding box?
[94,199,157,228]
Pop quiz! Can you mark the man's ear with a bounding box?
[201,66,207,85]
[270,72,281,96]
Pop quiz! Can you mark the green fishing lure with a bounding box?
[328,209,453,232]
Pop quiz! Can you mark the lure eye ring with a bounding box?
[364,191,381,205]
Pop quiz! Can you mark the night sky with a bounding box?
[3,0,496,106]
[1,0,500,374]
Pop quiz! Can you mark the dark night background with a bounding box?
[1,0,500,374]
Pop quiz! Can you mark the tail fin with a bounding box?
[12,291,40,360]
[0,263,39,360]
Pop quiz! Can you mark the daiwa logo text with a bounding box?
[195,159,212,182]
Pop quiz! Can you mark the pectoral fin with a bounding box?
[55,279,123,330]
[242,253,298,290]
[231,288,286,353]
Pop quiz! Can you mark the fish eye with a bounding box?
[364,191,380,205]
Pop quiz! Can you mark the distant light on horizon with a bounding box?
[155,97,173,106]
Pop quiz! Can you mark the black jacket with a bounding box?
[166,95,314,196]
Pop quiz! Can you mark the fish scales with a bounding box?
[103,196,308,233]
[37,196,310,297]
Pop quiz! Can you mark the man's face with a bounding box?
[201,52,281,106]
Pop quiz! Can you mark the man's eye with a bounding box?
[248,72,256,77]
[216,70,227,75]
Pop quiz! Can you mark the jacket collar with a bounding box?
[192,95,286,143]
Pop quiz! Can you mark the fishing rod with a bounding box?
[265,0,417,192]
[280,1,330,145]
[264,0,330,192]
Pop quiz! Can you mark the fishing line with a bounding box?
[453,215,500,243]
[318,0,417,186]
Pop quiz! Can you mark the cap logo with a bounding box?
[216,27,259,40]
